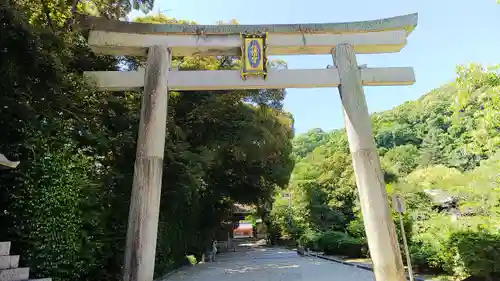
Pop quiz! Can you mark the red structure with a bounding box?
[233,222,253,238]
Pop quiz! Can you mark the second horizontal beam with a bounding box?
[84,67,415,92]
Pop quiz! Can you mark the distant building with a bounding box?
[233,222,253,238]
[423,189,476,218]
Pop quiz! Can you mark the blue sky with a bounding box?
[130,0,500,135]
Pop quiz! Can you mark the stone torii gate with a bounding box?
[78,13,418,281]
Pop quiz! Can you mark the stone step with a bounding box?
[0,268,29,281]
[0,256,19,270]
[0,243,10,256]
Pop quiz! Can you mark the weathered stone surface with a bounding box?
[0,256,19,270]
[0,154,20,169]
[76,13,417,35]
[87,28,410,56]
[334,44,405,281]
[0,243,10,256]
[84,67,416,92]
[0,268,29,281]
[123,46,169,281]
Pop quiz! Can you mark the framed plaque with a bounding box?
[241,33,268,80]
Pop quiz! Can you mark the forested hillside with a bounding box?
[271,64,500,280]
[0,2,293,281]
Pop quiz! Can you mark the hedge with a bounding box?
[298,230,367,258]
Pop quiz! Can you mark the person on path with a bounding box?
[211,240,218,262]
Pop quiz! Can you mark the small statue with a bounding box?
[211,240,218,262]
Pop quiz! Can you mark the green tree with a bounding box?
[0,3,295,281]
[273,61,500,280]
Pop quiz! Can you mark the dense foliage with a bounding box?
[1,0,499,280]
[0,2,294,281]
[272,64,500,280]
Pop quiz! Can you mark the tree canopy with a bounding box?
[271,63,500,280]
[0,2,294,281]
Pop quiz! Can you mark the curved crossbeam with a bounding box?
[77,13,417,35]
[77,13,418,56]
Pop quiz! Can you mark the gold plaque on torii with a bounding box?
[240,33,268,80]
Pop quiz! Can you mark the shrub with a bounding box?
[266,223,282,245]
[340,237,366,258]
[317,231,345,255]
[446,231,500,279]
[409,215,455,273]
[409,233,448,272]
[298,230,322,251]
[346,217,365,239]
[186,255,197,265]
[289,226,306,242]
[0,143,106,281]
[346,211,413,245]
[317,231,366,258]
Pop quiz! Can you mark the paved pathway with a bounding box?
[161,244,375,281]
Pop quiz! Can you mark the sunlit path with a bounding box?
[161,244,375,281]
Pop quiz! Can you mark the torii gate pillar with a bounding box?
[333,44,405,281]
[124,46,170,281]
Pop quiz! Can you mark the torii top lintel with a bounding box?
[77,13,417,35]
[77,13,418,57]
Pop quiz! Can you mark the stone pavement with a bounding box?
[160,243,375,281]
